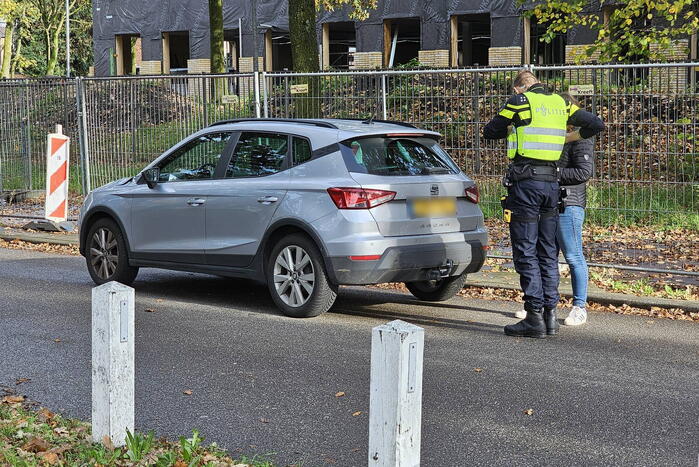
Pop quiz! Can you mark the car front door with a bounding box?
[205,131,292,267]
[129,131,234,264]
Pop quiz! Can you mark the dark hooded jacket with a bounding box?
[558,137,594,208]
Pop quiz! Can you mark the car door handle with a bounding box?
[257,196,279,204]
[186,198,206,206]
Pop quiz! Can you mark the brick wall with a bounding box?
[187,58,211,74]
[139,60,162,75]
[565,44,601,64]
[488,47,522,66]
[564,44,600,84]
[238,57,264,73]
[418,49,449,68]
[351,52,383,70]
[649,40,689,93]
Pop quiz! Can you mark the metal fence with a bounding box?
[0,78,79,193]
[0,63,697,275]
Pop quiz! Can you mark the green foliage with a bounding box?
[519,0,699,63]
[124,430,155,462]
[6,0,92,77]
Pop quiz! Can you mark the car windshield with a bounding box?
[339,136,458,176]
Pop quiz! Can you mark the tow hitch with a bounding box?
[428,260,454,280]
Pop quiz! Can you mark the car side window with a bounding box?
[158,132,231,182]
[225,132,288,178]
[292,137,312,166]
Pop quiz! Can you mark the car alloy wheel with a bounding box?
[90,227,119,280]
[273,245,315,307]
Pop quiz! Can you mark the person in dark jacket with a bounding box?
[557,119,594,325]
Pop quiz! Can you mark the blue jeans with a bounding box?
[557,205,588,307]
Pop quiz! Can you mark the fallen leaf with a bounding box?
[324,457,337,464]
[37,452,58,465]
[144,308,156,313]
[53,338,61,343]
[523,408,534,416]
[102,435,114,451]
[352,411,362,417]
[174,462,187,467]
[474,368,483,373]
[156,299,164,303]
[15,378,31,385]
[259,418,269,423]
[335,392,345,398]
[2,395,25,404]
[646,320,654,324]
[22,436,50,453]
[37,408,55,422]
[53,427,69,437]
[183,390,193,395]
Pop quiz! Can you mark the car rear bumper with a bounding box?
[327,231,487,285]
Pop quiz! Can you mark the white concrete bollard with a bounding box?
[368,319,425,467]
[91,281,135,447]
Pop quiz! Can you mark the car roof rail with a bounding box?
[208,118,339,129]
[336,118,418,129]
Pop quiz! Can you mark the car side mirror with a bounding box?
[140,167,160,189]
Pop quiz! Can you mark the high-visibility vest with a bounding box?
[510,91,568,161]
[507,129,518,159]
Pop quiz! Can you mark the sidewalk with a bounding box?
[1,227,696,313]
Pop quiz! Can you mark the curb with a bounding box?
[0,231,79,247]
[1,230,695,314]
[465,278,699,314]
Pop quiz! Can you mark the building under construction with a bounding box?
[91,0,697,76]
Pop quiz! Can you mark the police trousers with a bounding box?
[505,178,560,310]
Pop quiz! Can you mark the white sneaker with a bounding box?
[514,309,527,319]
[564,306,587,326]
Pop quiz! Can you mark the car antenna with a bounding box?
[362,115,375,125]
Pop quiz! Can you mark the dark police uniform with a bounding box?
[483,84,604,338]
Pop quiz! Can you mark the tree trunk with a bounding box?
[288,0,320,117]
[209,0,225,73]
[1,22,14,78]
[10,36,22,76]
[46,28,61,75]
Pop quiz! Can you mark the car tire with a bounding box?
[267,234,337,318]
[405,272,468,302]
[85,218,139,286]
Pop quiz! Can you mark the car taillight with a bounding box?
[465,185,479,204]
[327,187,396,209]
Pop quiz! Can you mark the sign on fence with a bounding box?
[44,125,70,222]
[290,83,309,95]
[568,84,595,96]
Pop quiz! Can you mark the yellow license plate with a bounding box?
[409,197,457,218]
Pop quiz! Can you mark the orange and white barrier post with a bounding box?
[45,124,70,222]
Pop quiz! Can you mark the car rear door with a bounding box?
[341,136,482,236]
[204,131,291,267]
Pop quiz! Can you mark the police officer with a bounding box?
[483,70,604,338]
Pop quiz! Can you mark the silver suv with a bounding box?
[79,119,487,317]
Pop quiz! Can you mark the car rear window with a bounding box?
[339,136,459,176]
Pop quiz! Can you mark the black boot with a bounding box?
[543,306,560,336]
[504,305,546,338]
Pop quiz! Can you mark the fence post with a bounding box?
[22,85,33,190]
[368,319,424,466]
[254,72,261,118]
[262,71,269,118]
[381,74,388,120]
[91,281,135,447]
[76,78,91,194]
[202,77,209,127]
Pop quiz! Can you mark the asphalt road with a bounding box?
[1,248,697,466]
